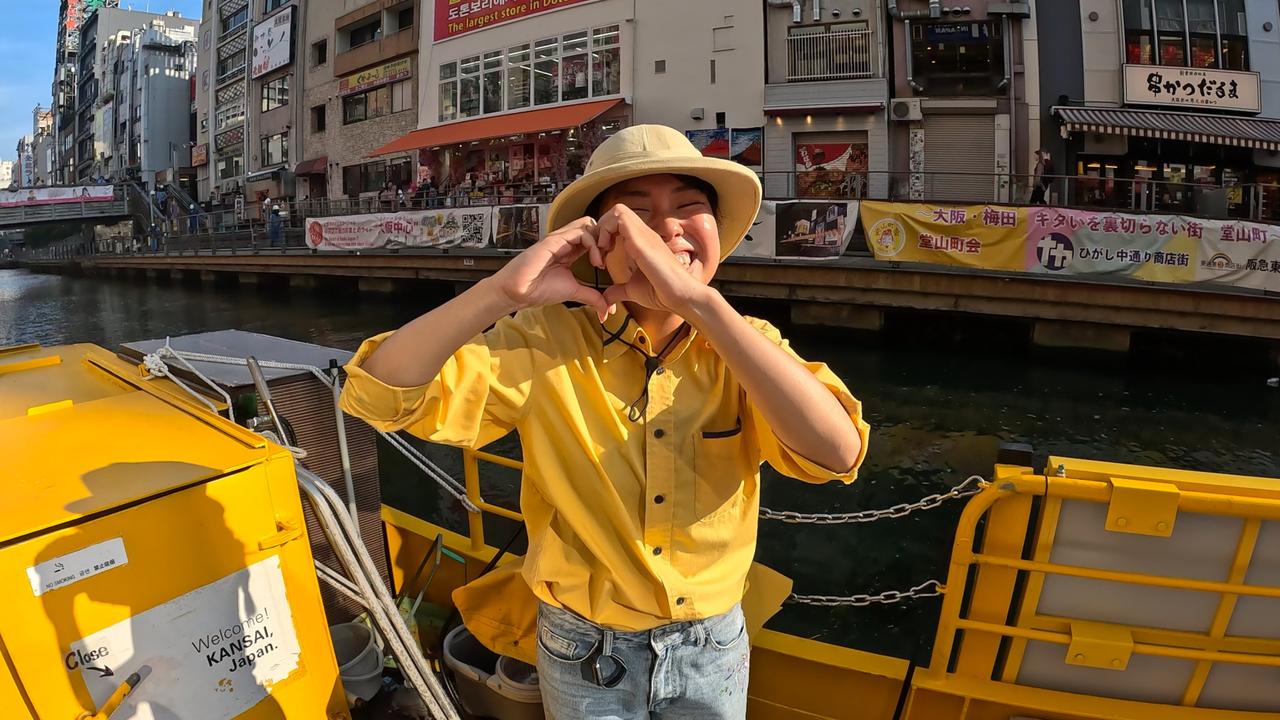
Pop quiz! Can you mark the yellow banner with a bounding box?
[861,200,1026,271]
[339,57,414,96]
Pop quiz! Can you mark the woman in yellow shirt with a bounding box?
[341,125,869,719]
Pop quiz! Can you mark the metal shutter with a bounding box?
[923,115,996,202]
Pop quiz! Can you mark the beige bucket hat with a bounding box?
[545,124,762,282]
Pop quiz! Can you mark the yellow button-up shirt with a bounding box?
[340,302,869,631]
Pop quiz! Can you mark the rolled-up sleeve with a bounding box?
[340,312,538,449]
[741,318,870,484]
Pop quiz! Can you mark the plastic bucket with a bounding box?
[443,625,544,719]
[331,622,383,701]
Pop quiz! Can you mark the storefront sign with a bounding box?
[1123,64,1261,114]
[339,57,414,96]
[434,0,599,42]
[861,200,1280,292]
[0,185,114,208]
[192,144,208,167]
[252,6,294,78]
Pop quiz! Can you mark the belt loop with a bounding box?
[602,628,614,657]
[694,620,707,647]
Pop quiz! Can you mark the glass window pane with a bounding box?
[508,43,531,64]
[507,64,531,110]
[440,62,457,80]
[593,25,620,47]
[534,59,558,105]
[1126,33,1154,64]
[1221,36,1248,69]
[439,81,458,121]
[592,46,620,97]
[535,37,558,59]
[460,75,480,116]
[1190,35,1217,67]
[483,70,503,113]
[1160,35,1186,66]
[563,30,589,54]
[1123,0,1153,30]
[484,50,503,70]
[1185,0,1216,33]
[1220,0,1246,35]
[460,55,481,75]
[1154,0,1185,30]
[562,54,588,101]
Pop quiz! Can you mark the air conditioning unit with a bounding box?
[890,98,923,122]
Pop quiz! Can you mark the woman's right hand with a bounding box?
[491,217,613,321]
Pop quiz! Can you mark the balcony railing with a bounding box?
[787,29,877,81]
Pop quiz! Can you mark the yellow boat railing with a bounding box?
[460,448,524,552]
[923,459,1280,713]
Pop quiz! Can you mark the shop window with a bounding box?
[1123,0,1247,69]
[388,159,412,188]
[347,18,382,50]
[343,160,386,195]
[483,51,503,114]
[439,62,458,121]
[910,21,1003,96]
[261,133,288,167]
[534,38,559,105]
[261,75,289,113]
[435,25,623,116]
[460,55,481,117]
[216,153,242,180]
[343,81,412,125]
[311,104,326,133]
[507,44,532,110]
[1155,0,1186,66]
[594,47,621,97]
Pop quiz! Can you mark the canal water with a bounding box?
[3,267,1277,661]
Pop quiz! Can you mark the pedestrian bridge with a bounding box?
[0,185,133,230]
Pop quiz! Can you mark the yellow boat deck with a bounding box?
[3,340,1279,719]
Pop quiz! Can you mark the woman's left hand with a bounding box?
[596,204,709,315]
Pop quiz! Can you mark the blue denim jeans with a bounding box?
[535,602,750,719]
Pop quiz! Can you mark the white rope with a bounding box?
[161,348,480,514]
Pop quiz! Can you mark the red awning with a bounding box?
[368,99,625,157]
[294,156,328,175]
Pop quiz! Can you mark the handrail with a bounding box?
[925,463,1280,709]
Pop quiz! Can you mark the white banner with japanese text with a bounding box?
[0,185,115,208]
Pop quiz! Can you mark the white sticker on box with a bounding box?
[68,555,302,720]
[27,537,129,596]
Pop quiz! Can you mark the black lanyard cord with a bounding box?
[602,321,690,422]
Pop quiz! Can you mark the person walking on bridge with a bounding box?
[340,125,869,720]
[1030,149,1054,205]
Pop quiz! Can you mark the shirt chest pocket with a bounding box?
[692,417,752,521]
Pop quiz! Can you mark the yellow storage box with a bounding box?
[0,343,349,719]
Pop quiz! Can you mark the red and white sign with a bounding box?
[0,185,114,208]
[306,208,495,250]
[434,0,598,42]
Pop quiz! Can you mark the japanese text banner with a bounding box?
[860,201,1280,292]
[861,201,1026,271]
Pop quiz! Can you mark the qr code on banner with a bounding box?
[459,212,488,248]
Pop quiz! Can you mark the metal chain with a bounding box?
[758,475,988,525]
[787,580,945,607]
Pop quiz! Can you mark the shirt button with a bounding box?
[655,367,665,375]
[654,494,665,504]
[653,546,662,556]
[675,597,686,606]
[653,429,665,439]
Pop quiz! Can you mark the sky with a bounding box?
[0,0,204,162]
